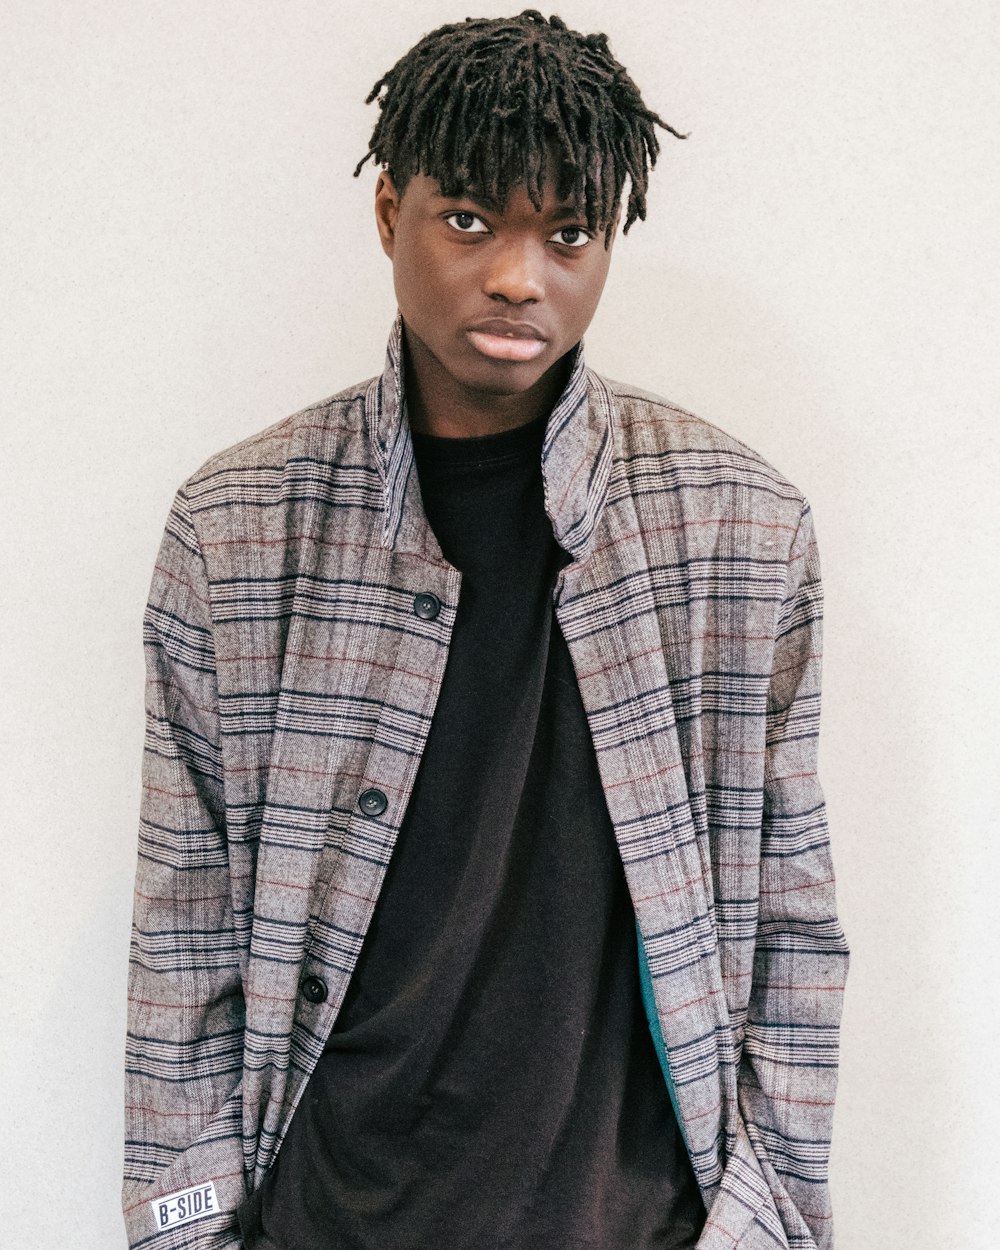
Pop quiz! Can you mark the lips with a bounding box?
[466,317,548,363]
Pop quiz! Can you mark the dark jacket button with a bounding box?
[413,592,441,620]
[358,787,388,817]
[300,975,327,1004]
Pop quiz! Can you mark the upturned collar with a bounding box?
[364,313,615,563]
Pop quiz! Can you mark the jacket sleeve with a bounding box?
[738,501,850,1250]
[123,488,246,1249]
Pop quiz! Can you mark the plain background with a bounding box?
[2,2,998,1247]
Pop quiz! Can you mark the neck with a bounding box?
[402,323,572,439]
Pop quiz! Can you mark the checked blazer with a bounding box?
[124,316,849,1249]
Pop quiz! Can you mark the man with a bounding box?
[124,12,848,1250]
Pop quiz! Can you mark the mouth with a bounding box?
[466,319,548,363]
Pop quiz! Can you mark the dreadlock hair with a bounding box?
[353,10,684,246]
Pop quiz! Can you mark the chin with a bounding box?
[465,364,551,398]
[457,344,563,395]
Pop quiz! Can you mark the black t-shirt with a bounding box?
[252,413,706,1249]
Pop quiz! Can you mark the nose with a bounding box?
[484,237,545,304]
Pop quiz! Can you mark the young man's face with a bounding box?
[374,166,619,408]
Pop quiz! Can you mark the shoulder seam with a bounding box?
[600,375,807,501]
[185,383,373,484]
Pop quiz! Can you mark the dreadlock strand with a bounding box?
[538,73,577,188]
[441,65,479,189]
[523,42,545,210]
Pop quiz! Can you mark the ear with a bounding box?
[374,167,402,260]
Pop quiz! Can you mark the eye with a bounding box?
[549,226,592,248]
[445,211,489,234]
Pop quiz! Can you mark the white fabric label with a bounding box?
[150,1181,220,1232]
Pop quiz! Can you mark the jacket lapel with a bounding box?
[552,372,733,1204]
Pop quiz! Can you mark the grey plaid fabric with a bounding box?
[124,316,848,1250]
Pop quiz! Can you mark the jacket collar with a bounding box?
[364,313,616,563]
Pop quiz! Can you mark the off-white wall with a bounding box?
[2,3,997,1246]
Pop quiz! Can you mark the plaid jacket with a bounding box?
[124,317,848,1250]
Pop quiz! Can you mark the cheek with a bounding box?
[555,263,612,331]
[585,249,614,298]
[392,249,426,306]
[393,244,459,324]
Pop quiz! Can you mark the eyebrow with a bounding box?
[432,190,585,222]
